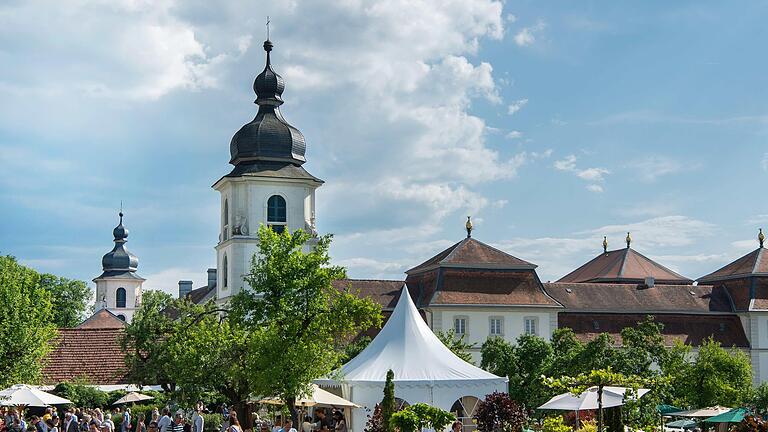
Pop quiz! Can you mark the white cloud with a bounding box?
[513,20,545,47]
[142,267,208,297]
[506,130,523,139]
[762,153,768,172]
[553,154,610,192]
[625,155,685,182]
[507,98,528,115]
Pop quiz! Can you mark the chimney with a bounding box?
[178,280,193,299]
[207,268,217,289]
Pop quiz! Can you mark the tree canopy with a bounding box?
[39,273,92,328]
[230,226,382,423]
[0,255,57,387]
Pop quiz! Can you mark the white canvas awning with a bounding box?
[0,384,72,407]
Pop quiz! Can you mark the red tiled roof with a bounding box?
[698,248,768,283]
[429,269,561,306]
[77,309,127,329]
[42,328,128,385]
[333,279,404,309]
[557,247,692,285]
[545,282,732,313]
[558,313,749,348]
[406,237,536,275]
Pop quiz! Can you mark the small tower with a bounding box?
[92,211,144,322]
[212,38,323,301]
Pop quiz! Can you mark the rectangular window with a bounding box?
[524,317,538,336]
[454,317,467,335]
[489,317,503,336]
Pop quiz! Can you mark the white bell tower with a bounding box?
[213,39,323,301]
[93,211,144,322]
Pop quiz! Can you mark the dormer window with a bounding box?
[267,195,287,233]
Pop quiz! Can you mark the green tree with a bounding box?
[0,256,56,387]
[436,329,475,364]
[39,273,92,328]
[123,290,177,392]
[480,335,554,412]
[683,338,752,407]
[338,336,372,366]
[381,370,396,432]
[230,226,382,425]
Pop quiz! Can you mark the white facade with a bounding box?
[93,276,143,322]
[427,306,559,363]
[213,175,320,300]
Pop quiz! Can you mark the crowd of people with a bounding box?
[0,404,209,432]
[0,404,346,432]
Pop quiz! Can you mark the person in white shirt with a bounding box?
[192,402,204,432]
[282,420,297,432]
[301,417,313,432]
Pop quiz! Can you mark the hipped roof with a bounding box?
[557,247,692,285]
[406,237,536,274]
[698,247,768,283]
[318,286,506,385]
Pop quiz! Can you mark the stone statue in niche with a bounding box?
[232,214,249,236]
[305,213,318,237]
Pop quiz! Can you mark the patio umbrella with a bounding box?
[658,405,683,415]
[0,384,72,407]
[112,392,154,405]
[665,419,697,429]
[703,408,749,423]
[539,386,650,411]
[670,406,732,418]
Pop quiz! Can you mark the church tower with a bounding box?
[93,211,144,322]
[213,39,323,301]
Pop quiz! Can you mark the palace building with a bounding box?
[46,38,768,386]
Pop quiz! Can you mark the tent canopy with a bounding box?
[0,384,72,407]
[703,408,749,423]
[538,386,649,411]
[257,385,359,408]
[658,404,683,415]
[665,419,697,429]
[670,406,732,418]
[318,286,505,385]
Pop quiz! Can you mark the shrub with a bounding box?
[53,383,109,408]
[580,421,597,432]
[474,392,527,432]
[390,403,454,432]
[201,414,221,432]
[364,404,385,432]
[541,417,570,432]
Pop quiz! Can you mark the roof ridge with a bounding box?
[617,247,630,279]
[442,237,471,263]
[752,248,765,274]
[472,238,536,267]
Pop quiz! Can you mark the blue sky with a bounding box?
[1,1,767,295]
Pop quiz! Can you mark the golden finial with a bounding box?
[760,228,765,248]
[625,231,632,248]
[465,216,473,238]
[603,236,608,253]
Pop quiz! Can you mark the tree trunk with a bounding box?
[286,396,299,428]
[597,387,604,432]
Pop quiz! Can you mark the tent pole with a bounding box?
[575,410,579,431]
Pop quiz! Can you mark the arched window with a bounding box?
[267,195,287,233]
[223,255,228,289]
[116,287,127,308]
[223,199,230,240]
[116,314,126,322]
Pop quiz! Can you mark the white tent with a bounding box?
[316,286,507,432]
[538,386,650,411]
[0,384,72,407]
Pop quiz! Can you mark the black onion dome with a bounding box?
[101,212,139,272]
[230,40,306,166]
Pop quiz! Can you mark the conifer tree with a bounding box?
[381,369,396,432]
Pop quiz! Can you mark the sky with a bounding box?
[2,0,768,296]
